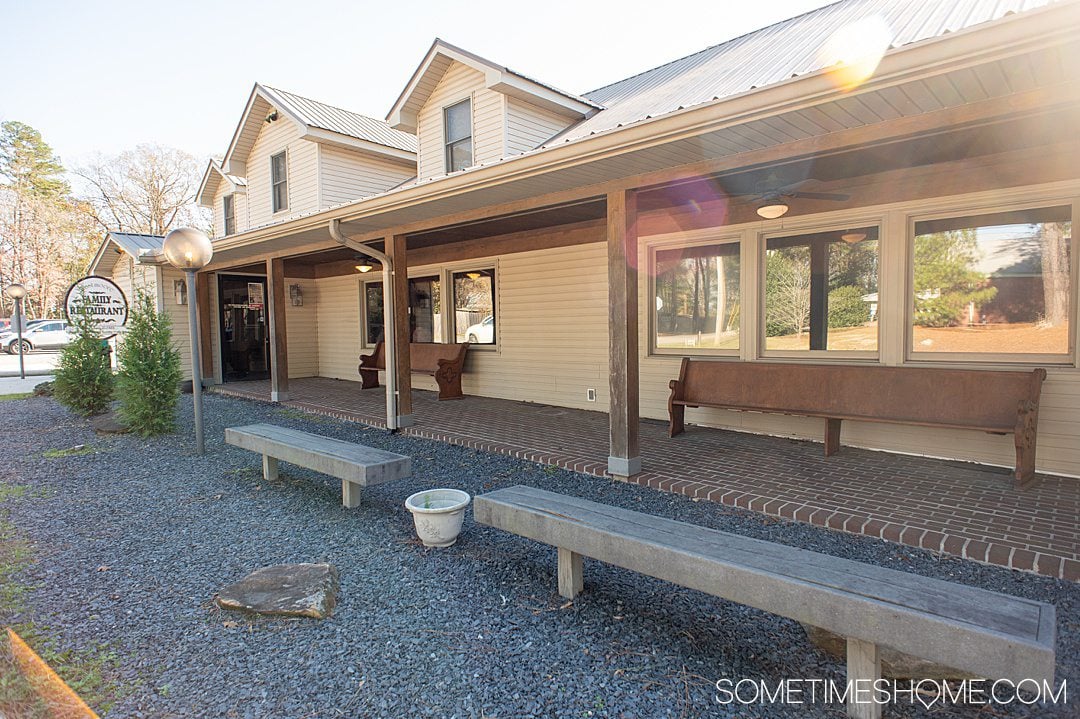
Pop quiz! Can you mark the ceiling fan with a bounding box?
[736,177,850,218]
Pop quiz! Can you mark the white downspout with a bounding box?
[329,219,399,431]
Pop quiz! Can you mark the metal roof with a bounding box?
[109,232,164,256]
[262,86,418,154]
[552,0,1063,144]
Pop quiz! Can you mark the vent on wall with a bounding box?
[586,388,596,402]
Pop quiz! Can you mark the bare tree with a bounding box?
[78,144,209,236]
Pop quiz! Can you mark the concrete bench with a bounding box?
[224,424,411,508]
[475,486,1056,719]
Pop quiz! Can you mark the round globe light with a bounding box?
[4,283,26,300]
[162,228,214,270]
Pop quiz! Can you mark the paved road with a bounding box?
[0,350,60,377]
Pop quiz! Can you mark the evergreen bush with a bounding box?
[53,303,114,416]
[827,285,871,328]
[115,290,182,436]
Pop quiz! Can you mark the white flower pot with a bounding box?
[405,488,471,547]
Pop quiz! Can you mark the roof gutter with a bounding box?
[328,219,405,431]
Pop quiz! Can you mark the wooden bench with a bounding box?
[475,486,1056,719]
[668,359,1047,488]
[224,424,411,508]
[359,341,469,400]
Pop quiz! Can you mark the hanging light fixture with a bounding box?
[756,201,789,219]
[841,230,867,244]
[355,257,374,273]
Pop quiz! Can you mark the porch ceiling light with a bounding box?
[756,201,789,220]
[162,228,213,270]
[466,271,482,280]
[355,259,374,273]
[841,231,867,244]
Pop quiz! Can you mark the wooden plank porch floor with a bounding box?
[213,377,1080,581]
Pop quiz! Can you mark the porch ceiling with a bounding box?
[204,32,1080,273]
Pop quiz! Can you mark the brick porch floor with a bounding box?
[213,377,1080,581]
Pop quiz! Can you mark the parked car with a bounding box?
[463,315,495,344]
[1,320,70,354]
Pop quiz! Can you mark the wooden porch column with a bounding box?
[607,189,640,477]
[809,240,829,351]
[266,258,289,402]
[195,272,214,381]
[386,234,413,426]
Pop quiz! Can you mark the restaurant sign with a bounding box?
[65,276,129,335]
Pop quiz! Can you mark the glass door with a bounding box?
[219,275,270,382]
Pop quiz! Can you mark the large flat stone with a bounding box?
[216,563,339,619]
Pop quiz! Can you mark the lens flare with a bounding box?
[819,15,893,92]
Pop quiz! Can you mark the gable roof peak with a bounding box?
[386,38,601,133]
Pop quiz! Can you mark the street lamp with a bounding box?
[5,283,27,380]
[162,228,213,455]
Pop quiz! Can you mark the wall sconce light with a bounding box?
[756,201,789,219]
[174,279,188,305]
[289,283,303,306]
[841,231,867,244]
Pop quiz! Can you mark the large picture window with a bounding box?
[453,269,495,344]
[911,206,1072,358]
[654,242,740,351]
[764,226,879,353]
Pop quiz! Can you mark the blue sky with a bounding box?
[0,0,834,171]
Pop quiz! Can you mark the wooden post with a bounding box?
[557,547,583,599]
[810,240,829,351]
[195,272,214,381]
[607,190,641,477]
[846,638,882,719]
[386,234,413,426]
[266,258,289,402]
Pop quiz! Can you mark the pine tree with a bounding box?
[0,121,69,199]
[53,303,114,416]
[115,290,182,436]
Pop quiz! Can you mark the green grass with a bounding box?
[0,393,34,402]
[275,407,330,423]
[0,480,132,716]
[41,445,96,459]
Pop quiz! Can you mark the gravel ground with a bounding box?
[1,393,1076,718]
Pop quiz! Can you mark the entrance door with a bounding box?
[219,275,270,382]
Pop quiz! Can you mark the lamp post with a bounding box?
[5,283,27,380]
[162,228,214,455]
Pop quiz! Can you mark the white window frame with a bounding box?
[905,197,1077,366]
[648,234,743,357]
[757,219,884,362]
[223,193,235,236]
[449,266,497,347]
[270,150,289,214]
[443,98,473,174]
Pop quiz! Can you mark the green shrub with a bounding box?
[53,305,114,416]
[115,291,182,437]
[828,285,871,328]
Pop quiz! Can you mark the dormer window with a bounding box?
[444,99,472,173]
[223,193,236,235]
[271,151,288,212]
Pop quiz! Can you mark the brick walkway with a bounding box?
[213,377,1080,581]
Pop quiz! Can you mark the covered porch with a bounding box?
[214,377,1080,581]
